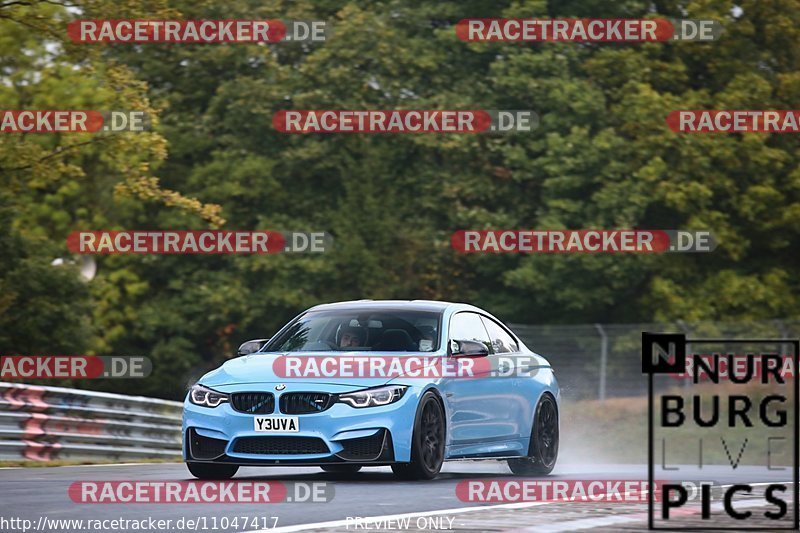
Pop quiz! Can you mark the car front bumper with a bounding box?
[182,382,422,465]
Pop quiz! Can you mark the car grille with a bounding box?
[279,392,334,414]
[232,436,329,455]
[337,430,387,461]
[231,392,274,414]
[188,428,227,460]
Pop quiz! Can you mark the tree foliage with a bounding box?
[1,0,798,398]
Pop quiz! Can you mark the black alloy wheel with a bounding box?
[508,393,559,475]
[391,392,445,480]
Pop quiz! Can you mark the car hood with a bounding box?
[198,352,444,388]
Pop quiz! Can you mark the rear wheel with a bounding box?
[186,462,239,480]
[508,393,558,476]
[391,392,445,480]
[320,465,362,474]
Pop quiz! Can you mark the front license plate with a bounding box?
[253,416,299,433]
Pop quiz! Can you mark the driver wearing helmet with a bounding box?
[339,325,366,348]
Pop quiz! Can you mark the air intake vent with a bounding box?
[280,392,333,414]
[231,392,274,414]
[337,430,387,461]
[232,436,329,455]
[188,428,227,460]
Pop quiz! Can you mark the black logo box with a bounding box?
[643,333,800,530]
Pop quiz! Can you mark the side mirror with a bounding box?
[237,338,270,356]
[449,339,490,357]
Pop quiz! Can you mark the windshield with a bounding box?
[264,308,442,353]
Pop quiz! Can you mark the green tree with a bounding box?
[2,0,799,399]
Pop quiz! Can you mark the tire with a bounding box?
[186,462,239,480]
[391,391,445,480]
[508,393,559,476]
[320,465,362,473]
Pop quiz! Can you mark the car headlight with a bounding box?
[189,384,229,408]
[337,385,407,408]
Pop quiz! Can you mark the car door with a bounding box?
[442,312,518,453]
[479,315,533,440]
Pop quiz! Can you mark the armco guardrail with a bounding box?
[0,382,182,462]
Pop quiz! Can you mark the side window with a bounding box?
[449,312,491,352]
[480,316,519,354]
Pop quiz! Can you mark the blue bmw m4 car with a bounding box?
[183,300,560,480]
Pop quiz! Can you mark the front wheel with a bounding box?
[186,462,239,480]
[392,392,445,480]
[508,393,558,476]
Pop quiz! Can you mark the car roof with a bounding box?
[307,299,463,313]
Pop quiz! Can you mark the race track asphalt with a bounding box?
[0,462,794,532]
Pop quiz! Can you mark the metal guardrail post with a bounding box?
[676,320,692,389]
[776,319,791,361]
[594,324,608,401]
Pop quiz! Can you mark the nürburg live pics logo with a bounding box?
[643,332,799,529]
